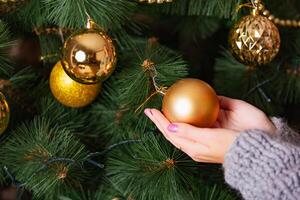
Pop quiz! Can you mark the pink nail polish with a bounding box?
[144,109,152,116]
[168,124,178,133]
[149,109,153,115]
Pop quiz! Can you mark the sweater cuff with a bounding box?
[271,117,300,144]
[223,130,300,200]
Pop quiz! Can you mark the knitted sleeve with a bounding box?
[271,117,300,144]
[223,129,300,200]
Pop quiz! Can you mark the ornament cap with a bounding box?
[86,18,96,29]
[250,0,264,16]
[251,8,259,16]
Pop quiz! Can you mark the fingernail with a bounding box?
[167,124,178,133]
[144,109,152,116]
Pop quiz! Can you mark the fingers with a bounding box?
[219,96,256,112]
[144,108,210,156]
[144,108,236,164]
[144,108,182,148]
[166,123,213,147]
[218,96,236,110]
[144,108,170,136]
[166,133,209,157]
[145,109,211,145]
[216,108,226,122]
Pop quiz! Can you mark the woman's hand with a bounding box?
[144,96,276,164]
[215,96,276,133]
[145,108,238,163]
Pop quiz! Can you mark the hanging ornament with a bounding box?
[62,19,117,84]
[162,78,219,128]
[139,0,173,3]
[50,61,101,108]
[0,0,28,14]
[0,92,10,135]
[229,0,280,66]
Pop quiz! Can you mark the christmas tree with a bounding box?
[0,0,299,199]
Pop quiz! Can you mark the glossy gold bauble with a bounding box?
[50,61,101,108]
[0,92,10,135]
[229,14,280,66]
[162,78,219,128]
[0,0,27,13]
[62,27,116,84]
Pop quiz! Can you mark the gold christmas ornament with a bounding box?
[62,19,116,84]
[0,92,10,135]
[50,61,101,108]
[139,0,173,3]
[0,0,27,13]
[229,3,280,66]
[162,78,219,128]
[249,0,300,28]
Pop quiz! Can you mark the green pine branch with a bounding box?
[57,185,126,200]
[0,20,15,78]
[271,57,300,104]
[38,34,63,64]
[14,0,49,30]
[148,0,242,19]
[214,50,280,115]
[116,37,187,111]
[13,0,137,30]
[106,133,199,200]
[188,184,237,200]
[38,96,89,134]
[87,38,188,142]
[88,80,128,143]
[44,0,137,29]
[175,16,221,42]
[0,116,90,198]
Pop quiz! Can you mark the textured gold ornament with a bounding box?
[50,61,101,108]
[0,0,27,13]
[162,78,219,128]
[0,92,9,135]
[62,21,117,84]
[246,0,300,28]
[229,14,280,66]
[139,0,173,3]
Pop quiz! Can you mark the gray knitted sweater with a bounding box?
[223,118,300,200]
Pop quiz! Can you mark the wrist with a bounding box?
[260,115,277,134]
[265,122,277,134]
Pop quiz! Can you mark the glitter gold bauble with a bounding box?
[50,61,101,108]
[229,14,280,66]
[139,0,173,3]
[62,25,116,84]
[0,92,9,135]
[162,78,219,128]
[0,0,27,13]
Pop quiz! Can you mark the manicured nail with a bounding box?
[167,124,178,133]
[144,109,152,116]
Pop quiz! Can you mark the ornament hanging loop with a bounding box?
[84,12,106,32]
[86,17,96,29]
[134,59,168,114]
[251,0,264,16]
[142,59,168,96]
[236,0,264,16]
[84,9,97,30]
